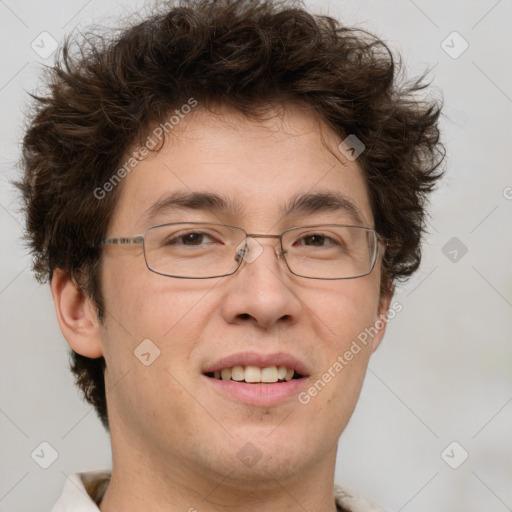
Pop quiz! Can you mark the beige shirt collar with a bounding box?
[50,470,389,512]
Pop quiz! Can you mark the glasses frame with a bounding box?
[95,221,386,280]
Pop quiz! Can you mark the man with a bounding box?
[17,0,444,510]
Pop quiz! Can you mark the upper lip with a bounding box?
[202,351,310,377]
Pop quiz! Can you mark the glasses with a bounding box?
[95,222,385,279]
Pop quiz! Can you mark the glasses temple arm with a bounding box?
[95,236,144,247]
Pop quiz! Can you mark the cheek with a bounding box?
[101,252,204,338]
[99,268,207,436]
[313,277,381,345]
[302,278,380,407]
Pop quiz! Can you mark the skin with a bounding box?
[51,105,392,512]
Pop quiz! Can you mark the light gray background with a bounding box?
[1,0,511,510]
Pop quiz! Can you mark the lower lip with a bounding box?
[203,375,308,406]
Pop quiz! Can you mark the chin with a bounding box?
[209,427,326,481]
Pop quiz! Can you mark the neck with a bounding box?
[99,430,340,512]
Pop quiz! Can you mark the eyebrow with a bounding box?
[141,190,365,226]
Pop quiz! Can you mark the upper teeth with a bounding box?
[213,365,295,383]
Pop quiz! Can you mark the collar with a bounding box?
[50,471,388,512]
[50,471,109,511]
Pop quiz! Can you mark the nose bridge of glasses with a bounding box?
[235,233,284,264]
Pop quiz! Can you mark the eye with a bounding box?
[165,231,217,246]
[295,233,339,247]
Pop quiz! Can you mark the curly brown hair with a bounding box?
[16,0,445,431]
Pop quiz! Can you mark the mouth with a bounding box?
[202,352,309,406]
[204,365,304,384]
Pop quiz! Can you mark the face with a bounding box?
[93,106,389,487]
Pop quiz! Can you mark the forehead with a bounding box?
[108,106,374,233]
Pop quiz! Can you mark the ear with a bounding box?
[370,291,394,354]
[50,268,104,358]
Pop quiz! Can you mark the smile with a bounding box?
[205,365,302,384]
[202,352,310,406]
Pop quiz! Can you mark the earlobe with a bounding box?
[370,292,393,354]
[50,268,104,359]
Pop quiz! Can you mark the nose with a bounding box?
[221,236,302,330]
